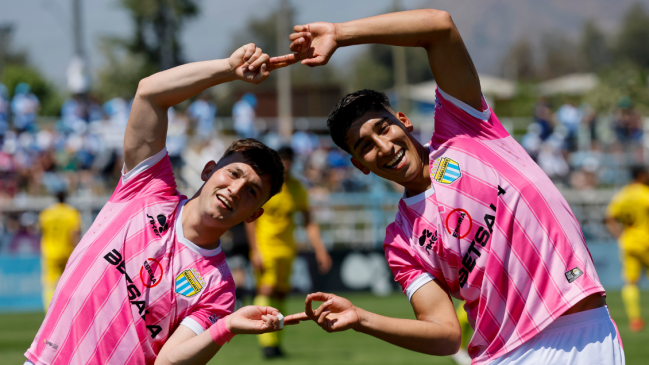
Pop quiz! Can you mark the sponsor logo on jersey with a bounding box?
[431,157,462,185]
[140,258,164,288]
[209,314,220,324]
[418,228,438,254]
[565,267,583,283]
[175,269,206,297]
[147,213,170,237]
[445,208,472,239]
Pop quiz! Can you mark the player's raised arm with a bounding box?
[124,44,294,171]
[270,9,482,110]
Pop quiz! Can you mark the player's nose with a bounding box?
[375,136,393,158]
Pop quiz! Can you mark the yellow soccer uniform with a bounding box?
[607,183,649,283]
[39,203,81,310]
[254,176,308,291]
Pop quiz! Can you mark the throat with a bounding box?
[182,198,225,249]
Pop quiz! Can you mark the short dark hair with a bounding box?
[56,191,67,204]
[327,89,393,153]
[630,165,647,181]
[277,146,294,161]
[219,139,285,199]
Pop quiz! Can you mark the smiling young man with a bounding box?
[25,44,298,365]
[277,9,625,365]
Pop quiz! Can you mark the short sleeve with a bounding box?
[182,280,236,335]
[383,222,433,302]
[109,147,178,202]
[430,87,509,146]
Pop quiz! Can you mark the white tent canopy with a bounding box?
[538,73,599,96]
[403,74,516,104]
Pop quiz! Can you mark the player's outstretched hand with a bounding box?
[269,22,338,68]
[229,43,300,85]
[300,292,360,332]
[226,305,282,334]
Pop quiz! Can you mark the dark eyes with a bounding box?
[248,188,256,197]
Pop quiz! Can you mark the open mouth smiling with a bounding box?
[216,194,233,211]
[384,149,406,169]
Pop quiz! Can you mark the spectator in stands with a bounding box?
[8,212,40,255]
[187,91,217,140]
[533,97,554,141]
[613,96,643,145]
[39,191,81,310]
[555,100,583,151]
[11,83,39,133]
[165,107,188,171]
[233,93,259,139]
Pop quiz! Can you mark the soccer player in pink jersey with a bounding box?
[25,44,302,365]
[278,9,625,365]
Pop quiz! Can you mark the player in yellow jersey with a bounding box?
[605,166,649,332]
[245,146,332,358]
[39,191,81,311]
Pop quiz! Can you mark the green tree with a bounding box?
[95,0,199,99]
[0,64,62,116]
[352,44,433,91]
[580,20,612,72]
[616,2,649,69]
[500,38,537,81]
[540,31,585,79]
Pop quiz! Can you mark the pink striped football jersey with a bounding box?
[25,149,235,365]
[384,88,604,365]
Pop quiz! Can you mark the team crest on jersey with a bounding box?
[175,268,206,297]
[431,157,461,185]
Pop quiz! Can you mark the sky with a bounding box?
[1,0,648,88]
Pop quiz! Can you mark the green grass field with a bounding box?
[3,291,649,365]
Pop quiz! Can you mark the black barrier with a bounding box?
[293,250,401,296]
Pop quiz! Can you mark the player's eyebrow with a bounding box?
[353,117,389,152]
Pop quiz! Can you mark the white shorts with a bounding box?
[488,306,624,365]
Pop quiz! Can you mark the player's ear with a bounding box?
[351,157,370,175]
[245,208,264,223]
[201,160,218,181]
[397,112,414,132]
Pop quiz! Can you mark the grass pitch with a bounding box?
[2,291,648,365]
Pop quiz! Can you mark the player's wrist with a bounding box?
[352,306,367,332]
[209,316,236,346]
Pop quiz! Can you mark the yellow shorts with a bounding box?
[621,247,649,283]
[42,257,68,310]
[255,256,294,293]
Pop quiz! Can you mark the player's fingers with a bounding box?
[242,43,256,63]
[289,31,310,42]
[249,53,269,71]
[289,38,305,53]
[256,306,279,316]
[284,312,308,325]
[316,309,331,326]
[246,48,264,70]
[269,53,300,67]
[293,24,309,33]
[313,299,333,318]
[302,55,327,67]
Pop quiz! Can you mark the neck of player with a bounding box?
[402,141,432,198]
[181,198,225,250]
